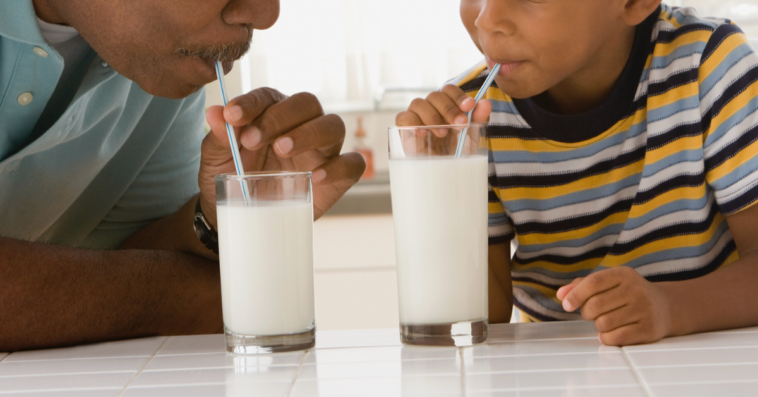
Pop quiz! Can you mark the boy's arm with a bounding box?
[488,242,513,323]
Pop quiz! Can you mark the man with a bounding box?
[0,0,364,351]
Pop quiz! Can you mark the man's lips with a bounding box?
[486,57,524,77]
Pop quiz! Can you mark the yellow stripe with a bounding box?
[501,160,644,200]
[512,256,604,274]
[652,30,710,58]
[700,33,748,83]
[647,82,698,110]
[457,64,488,88]
[645,135,703,165]
[628,186,706,218]
[488,201,505,214]
[705,79,758,146]
[707,137,758,183]
[602,214,725,267]
[721,249,740,268]
[518,211,630,246]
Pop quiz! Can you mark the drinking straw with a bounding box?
[454,63,501,158]
[215,61,251,205]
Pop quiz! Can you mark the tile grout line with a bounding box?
[116,337,171,397]
[620,347,653,397]
[0,353,9,364]
[286,349,309,397]
[458,348,468,397]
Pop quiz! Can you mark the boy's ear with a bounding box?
[620,0,662,26]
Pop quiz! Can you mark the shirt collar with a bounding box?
[0,0,48,47]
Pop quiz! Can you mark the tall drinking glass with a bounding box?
[215,171,315,354]
[388,124,488,346]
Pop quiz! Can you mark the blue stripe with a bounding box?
[624,194,710,230]
[642,149,703,177]
[709,153,758,191]
[671,9,719,29]
[488,213,509,224]
[512,285,567,313]
[601,219,730,270]
[492,121,647,164]
[490,99,519,115]
[505,173,642,213]
[649,42,705,72]
[517,223,625,253]
[700,44,755,99]
[704,98,758,148]
[647,94,700,123]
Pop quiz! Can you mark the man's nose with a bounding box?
[223,0,280,30]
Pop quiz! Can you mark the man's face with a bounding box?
[56,0,279,98]
[460,0,627,99]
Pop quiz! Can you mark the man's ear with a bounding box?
[620,0,662,26]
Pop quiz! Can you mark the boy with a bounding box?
[397,0,758,346]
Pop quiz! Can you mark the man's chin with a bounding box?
[136,79,204,99]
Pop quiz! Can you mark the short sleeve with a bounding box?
[700,23,758,215]
[488,149,515,245]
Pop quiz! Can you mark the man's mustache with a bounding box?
[176,31,253,63]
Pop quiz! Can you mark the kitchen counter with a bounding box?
[1,321,758,396]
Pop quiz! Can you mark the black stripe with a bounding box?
[655,22,714,44]
[513,299,562,322]
[511,274,567,289]
[646,69,698,98]
[494,147,646,188]
[633,173,706,204]
[488,190,500,202]
[720,181,758,215]
[489,233,514,246]
[646,239,736,282]
[704,64,758,124]
[487,124,541,140]
[516,199,635,235]
[514,245,612,266]
[645,122,703,152]
[704,123,758,171]
[701,23,744,66]
[608,203,721,255]
[460,75,487,93]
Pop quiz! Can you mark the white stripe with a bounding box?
[635,228,733,277]
[700,54,758,117]
[490,111,529,128]
[512,270,572,287]
[489,223,513,238]
[495,135,647,176]
[646,107,701,137]
[637,160,704,193]
[616,194,715,244]
[704,105,758,156]
[511,185,639,225]
[512,288,582,321]
[714,175,758,205]
[648,55,700,85]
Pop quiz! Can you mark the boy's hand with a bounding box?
[556,267,673,346]
[396,84,492,128]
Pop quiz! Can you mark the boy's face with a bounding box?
[460,0,631,99]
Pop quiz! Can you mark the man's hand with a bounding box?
[556,266,673,346]
[201,88,365,228]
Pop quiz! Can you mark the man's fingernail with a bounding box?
[455,116,467,125]
[276,137,294,155]
[241,128,261,148]
[225,106,243,123]
[312,169,326,183]
[563,300,573,312]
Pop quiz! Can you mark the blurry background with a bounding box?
[204,0,758,331]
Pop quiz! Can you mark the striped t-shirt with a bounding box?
[452,5,758,322]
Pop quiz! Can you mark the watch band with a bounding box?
[193,198,219,255]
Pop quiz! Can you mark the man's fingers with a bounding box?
[312,152,365,185]
[273,114,346,158]
[223,87,287,126]
[204,105,244,167]
[239,92,324,150]
[562,270,623,313]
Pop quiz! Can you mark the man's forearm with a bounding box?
[0,237,222,352]
[661,255,758,337]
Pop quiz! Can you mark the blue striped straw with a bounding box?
[215,61,251,205]
[455,63,501,158]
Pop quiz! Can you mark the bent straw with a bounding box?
[455,63,501,158]
[215,61,251,205]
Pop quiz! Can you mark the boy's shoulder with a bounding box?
[654,4,745,61]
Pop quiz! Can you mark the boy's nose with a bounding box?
[475,0,515,36]
[223,0,280,30]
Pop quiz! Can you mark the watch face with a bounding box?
[194,214,207,241]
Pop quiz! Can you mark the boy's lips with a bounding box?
[487,57,524,77]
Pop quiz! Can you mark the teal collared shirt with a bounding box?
[0,0,204,249]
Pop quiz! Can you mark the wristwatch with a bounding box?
[193,198,219,255]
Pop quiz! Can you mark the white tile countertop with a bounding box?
[1,321,758,396]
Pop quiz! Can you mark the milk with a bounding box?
[216,202,315,336]
[390,156,488,325]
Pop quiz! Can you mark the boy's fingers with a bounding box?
[594,306,638,333]
[562,271,622,313]
[408,98,447,127]
[396,111,424,127]
[224,87,288,126]
[599,323,646,347]
[440,84,475,113]
[471,99,492,123]
[580,286,628,322]
[556,277,584,300]
[427,91,468,125]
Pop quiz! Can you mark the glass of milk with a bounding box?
[215,171,315,354]
[388,124,489,346]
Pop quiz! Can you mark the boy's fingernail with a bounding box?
[241,128,261,148]
[562,300,573,312]
[276,137,294,155]
[455,116,467,125]
[461,97,474,107]
[225,105,243,123]
[312,169,326,183]
[598,334,604,345]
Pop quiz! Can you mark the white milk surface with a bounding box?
[217,202,315,336]
[389,155,489,325]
